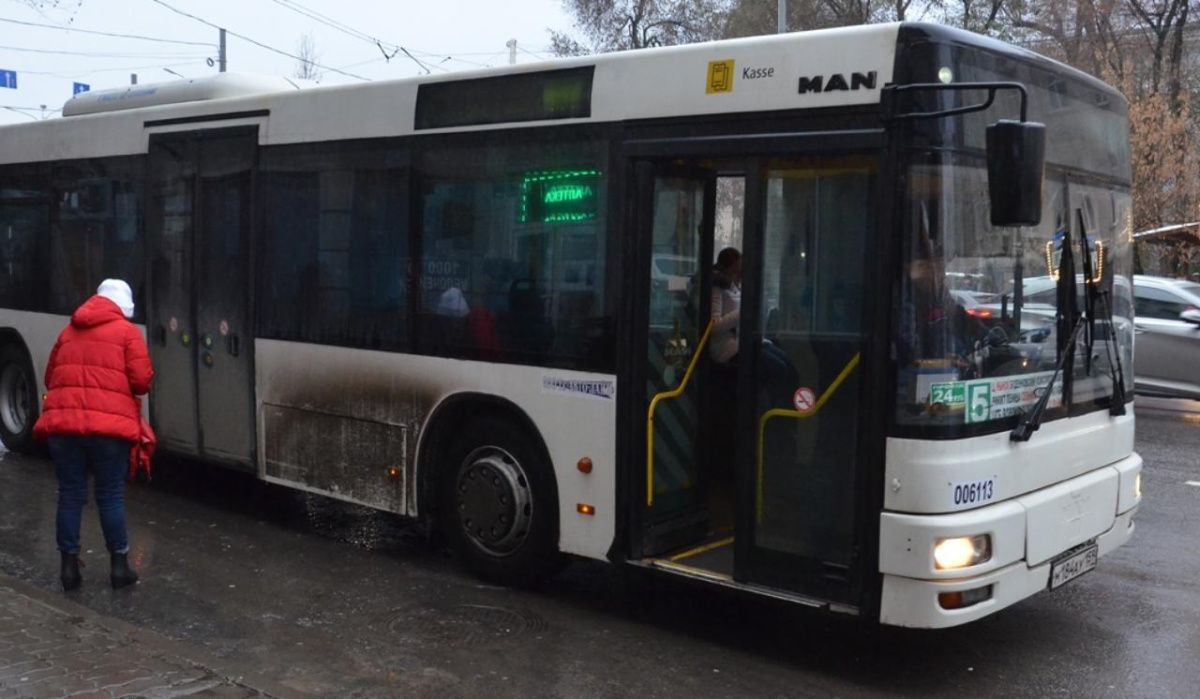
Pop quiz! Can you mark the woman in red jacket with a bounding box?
[33,279,154,591]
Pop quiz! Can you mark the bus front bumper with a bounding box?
[877,453,1141,629]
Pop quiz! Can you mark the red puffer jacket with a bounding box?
[33,295,154,443]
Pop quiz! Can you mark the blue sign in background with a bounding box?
[0,69,16,89]
[73,82,90,95]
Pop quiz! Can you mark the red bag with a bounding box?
[129,401,157,482]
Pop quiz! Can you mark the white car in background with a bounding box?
[1133,275,1200,399]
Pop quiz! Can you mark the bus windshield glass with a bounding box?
[893,42,1133,435]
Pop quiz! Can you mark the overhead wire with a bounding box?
[0,16,216,47]
[20,61,208,79]
[147,0,371,81]
[516,46,550,61]
[265,0,448,74]
[267,0,387,49]
[333,57,389,72]
[264,0,522,73]
[1,107,38,120]
[0,44,210,59]
[1,105,62,118]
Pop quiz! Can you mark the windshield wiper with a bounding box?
[1094,288,1128,415]
[1012,225,1080,442]
[1013,214,1128,442]
[1077,211,1128,415]
[1078,210,1099,374]
[1010,311,1086,442]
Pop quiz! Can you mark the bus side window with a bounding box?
[417,137,608,368]
[259,141,410,350]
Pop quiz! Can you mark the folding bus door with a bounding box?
[734,154,877,604]
[147,128,257,467]
[634,161,716,556]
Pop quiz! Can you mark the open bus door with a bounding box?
[634,160,717,556]
[732,155,877,606]
[630,141,879,611]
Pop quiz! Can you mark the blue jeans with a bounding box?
[49,435,131,555]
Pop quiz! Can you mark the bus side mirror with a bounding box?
[986,119,1046,227]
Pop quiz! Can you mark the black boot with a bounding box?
[60,552,81,591]
[110,552,139,589]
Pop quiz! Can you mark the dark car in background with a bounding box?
[1133,275,1200,399]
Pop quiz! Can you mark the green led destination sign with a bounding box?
[519,169,601,224]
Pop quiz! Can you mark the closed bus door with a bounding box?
[147,128,256,466]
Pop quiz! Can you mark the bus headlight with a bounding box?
[1135,472,1142,500]
[933,534,992,570]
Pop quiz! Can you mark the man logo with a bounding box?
[797,71,878,94]
[707,60,735,94]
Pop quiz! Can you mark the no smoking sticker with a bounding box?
[793,387,816,414]
[218,320,229,336]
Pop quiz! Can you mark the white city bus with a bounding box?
[0,22,1140,628]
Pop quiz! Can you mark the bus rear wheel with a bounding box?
[0,345,38,454]
[438,415,562,586]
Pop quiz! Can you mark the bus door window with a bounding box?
[753,155,875,564]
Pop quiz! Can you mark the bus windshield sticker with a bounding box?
[964,371,1063,424]
[929,381,966,409]
[542,376,616,401]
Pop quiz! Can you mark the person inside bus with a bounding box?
[709,248,799,405]
[709,247,742,365]
[465,272,500,361]
[33,279,153,591]
[896,240,989,376]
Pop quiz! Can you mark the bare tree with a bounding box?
[294,32,323,82]
[1124,0,1191,103]
[822,0,881,24]
[15,0,84,18]
[551,0,732,55]
[936,0,1009,34]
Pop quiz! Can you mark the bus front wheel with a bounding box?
[437,415,563,586]
[0,344,38,454]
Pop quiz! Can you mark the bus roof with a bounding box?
[0,22,1120,164]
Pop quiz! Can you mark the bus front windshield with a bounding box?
[894,153,1134,434]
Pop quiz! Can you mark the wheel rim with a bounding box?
[454,445,532,557]
[0,363,31,437]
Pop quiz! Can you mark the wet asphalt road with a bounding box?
[1,398,1198,698]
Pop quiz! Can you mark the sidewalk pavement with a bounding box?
[0,573,291,699]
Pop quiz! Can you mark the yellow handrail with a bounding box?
[646,320,714,507]
[755,352,861,523]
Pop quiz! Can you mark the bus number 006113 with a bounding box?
[952,478,995,506]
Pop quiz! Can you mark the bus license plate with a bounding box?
[1049,544,1098,590]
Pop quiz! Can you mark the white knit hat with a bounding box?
[97,279,135,318]
[436,287,469,318]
